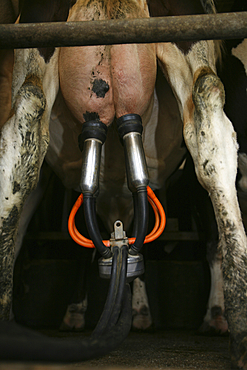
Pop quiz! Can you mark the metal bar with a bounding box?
[24,230,205,242]
[158,231,205,241]
[0,12,246,49]
[25,232,71,240]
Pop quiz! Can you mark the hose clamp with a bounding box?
[98,220,144,281]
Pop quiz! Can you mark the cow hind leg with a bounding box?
[132,277,152,331]
[185,72,247,369]
[0,86,46,319]
[10,162,53,321]
[60,253,89,332]
[0,39,59,319]
[185,155,228,335]
[199,245,228,335]
[60,298,88,332]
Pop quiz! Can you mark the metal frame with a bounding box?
[0,12,246,49]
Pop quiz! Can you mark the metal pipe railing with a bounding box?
[0,12,246,49]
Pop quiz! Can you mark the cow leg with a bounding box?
[198,193,228,335]
[10,162,53,320]
[60,248,92,332]
[14,162,53,259]
[132,276,152,331]
[188,71,247,369]
[183,155,227,335]
[0,48,59,320]
[200,246,228,335]
[157,40,247,368]
[187,58,247,370]
[0,80,46,319]
[61,298,88,332]
[60,287,88,332]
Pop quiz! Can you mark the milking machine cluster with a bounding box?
[0,114,165,362]
[76,114,149,273]
[69,114,166,282]
[68,113,166,344]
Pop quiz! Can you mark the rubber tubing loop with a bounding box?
[0,284,132,362]
[68,186,166,247]
[132,192,138,238]
[83,195,112,258]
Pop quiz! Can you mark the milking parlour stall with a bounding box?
[0,0,247,369]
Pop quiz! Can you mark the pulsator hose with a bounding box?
[68,185,166,249]
[83,194,112,258]
[129,186,148,255]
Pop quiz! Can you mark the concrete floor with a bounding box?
[0,329,231,370]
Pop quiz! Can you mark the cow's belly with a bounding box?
[58,43,156,126]
[46,73,185,232]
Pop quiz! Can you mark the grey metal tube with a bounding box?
[80,138,102,195]
[123,132,149,193]
[78,120,111,257]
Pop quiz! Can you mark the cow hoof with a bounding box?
[132,305,153,331]
[198,306,228,336]
[60,303,86,332]
[198,319,229,336]
[230,334,247,370]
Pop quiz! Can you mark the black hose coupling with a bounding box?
[78,120,108,152]
[98,221,144,281]
[78,120,107,195]
[117,114,149,193]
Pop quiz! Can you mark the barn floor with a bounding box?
[0,329,231,370]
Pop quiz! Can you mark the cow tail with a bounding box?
[200,0,224,68]
[200,0,217,14]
